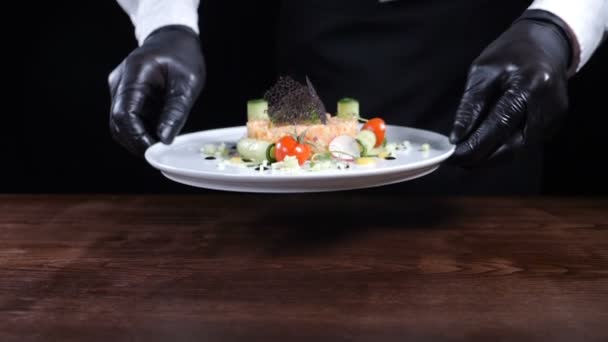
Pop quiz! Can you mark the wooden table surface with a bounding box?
[1,194,607,341]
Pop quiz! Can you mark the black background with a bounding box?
[10,1,608,195]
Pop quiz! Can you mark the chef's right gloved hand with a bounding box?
[109,25,206,156]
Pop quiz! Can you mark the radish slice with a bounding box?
[329,135,360,161]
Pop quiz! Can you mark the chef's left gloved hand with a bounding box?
[449,10,574,166]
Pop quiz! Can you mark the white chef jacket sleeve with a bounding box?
[528,0,608,73]
[116,0,200,46]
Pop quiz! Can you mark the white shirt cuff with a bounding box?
[528,0,608,73]
[118,0,200,46]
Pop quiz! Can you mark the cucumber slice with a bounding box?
[266,144,277,163]
[247,99,269,121]
[356,139,367,157]
[237,138,272,163]
[367,147,384,157]
[356,130,376,156]
[337,98,359,119]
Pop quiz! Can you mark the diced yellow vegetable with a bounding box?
[355,157,377,166]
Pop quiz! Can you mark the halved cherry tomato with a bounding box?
[362,118,386,147]
[275,136,312,165]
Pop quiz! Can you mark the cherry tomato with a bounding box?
[275,136,312,165]
[362,118,386,147]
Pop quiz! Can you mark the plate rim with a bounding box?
[159,164,441,193]
[144,125,455,180]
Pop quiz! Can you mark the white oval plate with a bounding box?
[145,125,455,193]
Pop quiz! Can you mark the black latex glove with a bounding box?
[449,10,574,166]
[109,25,205,156]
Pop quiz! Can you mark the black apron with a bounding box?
[275,0,542,195]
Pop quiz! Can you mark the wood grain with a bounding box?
[0,195,607,341]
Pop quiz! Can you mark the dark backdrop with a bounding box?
[10,1,608,195]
